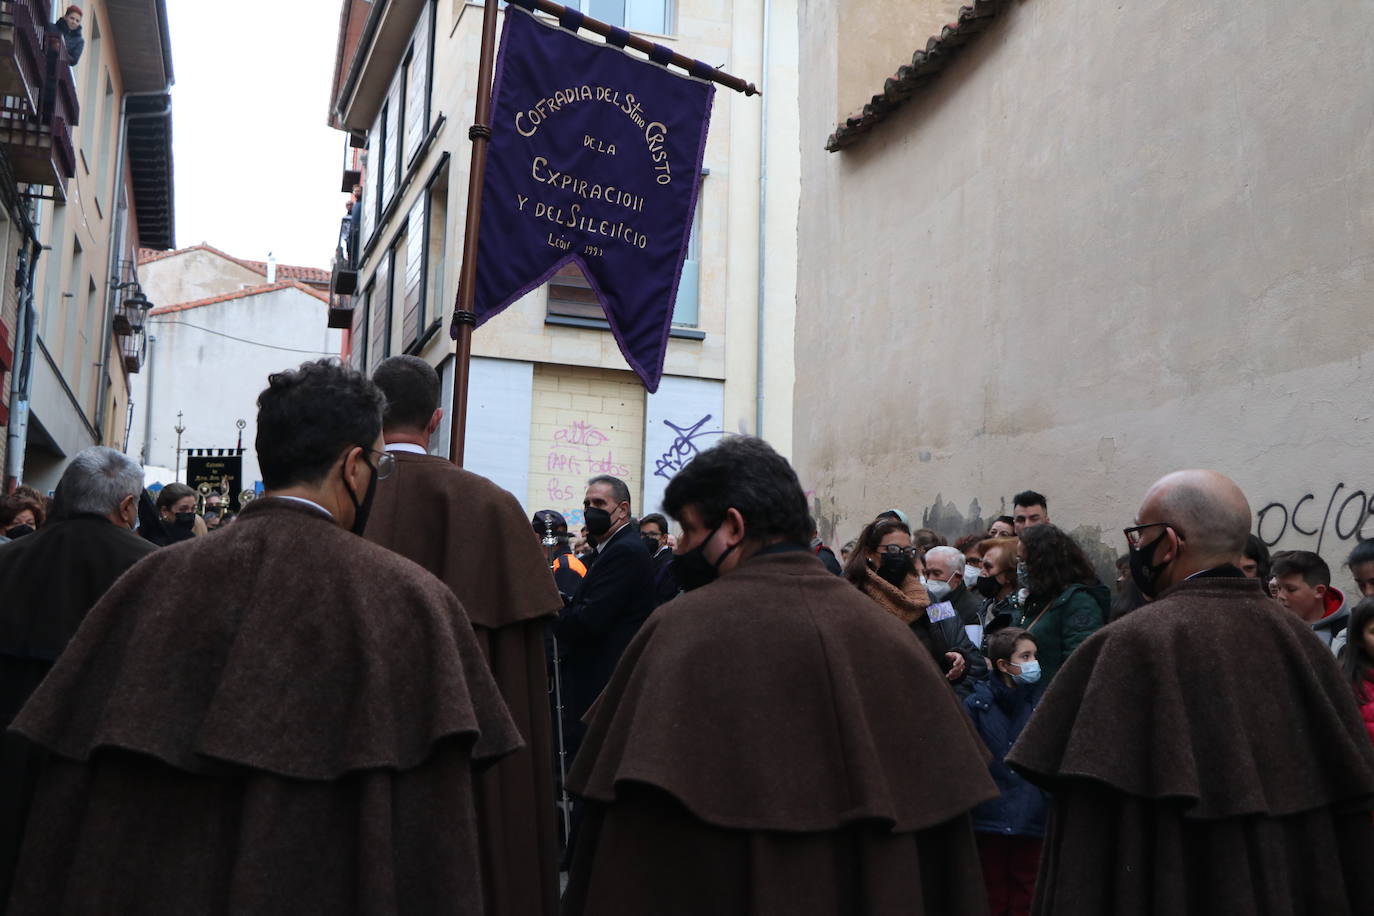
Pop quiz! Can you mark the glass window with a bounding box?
[671,194,700,327]
[567,0,671,34]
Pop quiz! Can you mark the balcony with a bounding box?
[0,29,77,192]
[119,328,146,373]
[327,214,359,329]
[0,1,43,112]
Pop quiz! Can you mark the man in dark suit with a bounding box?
[554,475,655,764]
[638,512,679,606]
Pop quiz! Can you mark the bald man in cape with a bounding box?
[1007,470,1374,914]
[365,356,563,916]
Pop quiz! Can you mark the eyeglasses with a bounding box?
[363,448,396,480]
[1123,522,1182,549]
[876,545,919,558]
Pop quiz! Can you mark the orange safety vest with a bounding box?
[553,553,588,578]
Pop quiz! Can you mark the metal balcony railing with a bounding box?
[0,22,77,189]
[0,1,44,111]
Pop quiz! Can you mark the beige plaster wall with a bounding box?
[138,249,264,308]
[835,0,964,120]
[795,0,1374,578]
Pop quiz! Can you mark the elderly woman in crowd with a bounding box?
[976,536,1022,644]
[0,490,46,541]
[844,516,986,692]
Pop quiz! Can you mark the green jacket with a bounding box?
[1017,582,1109,685]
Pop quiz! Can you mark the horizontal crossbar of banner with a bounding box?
[508,0,759,96]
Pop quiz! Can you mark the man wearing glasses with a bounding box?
[1008,470,1374,913]
[6,360,522,913]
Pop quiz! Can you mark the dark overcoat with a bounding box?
[366,450,564,916]
[553,522,655,760]
[1007,576,1374,915]
[0,514,156,904]
[563,547,998,915]
[6,498,520,914]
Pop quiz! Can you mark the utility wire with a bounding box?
[148,319,338,355]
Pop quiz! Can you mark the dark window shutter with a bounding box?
[546,262,603,320]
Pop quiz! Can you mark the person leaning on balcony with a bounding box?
[53,6,84,65]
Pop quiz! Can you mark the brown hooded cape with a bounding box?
[6,498,521,914]
[366,451,563,916]
[563,548,998,915]
[1006,576,1374,915]
[0,515,157,905]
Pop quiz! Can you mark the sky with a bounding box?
[165,0,349,269]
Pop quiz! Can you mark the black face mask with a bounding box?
[584,506,613,539]
[173,512,197,530]
[1129,532,1168,599]
[642,534,661,554]
[877,553,914,587]
[5,523,34,539]
[673,525,738,592]
[975,574,1002,599]
[343,454,379,537]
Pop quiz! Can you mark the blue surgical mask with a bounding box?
[1011,659,1041,685]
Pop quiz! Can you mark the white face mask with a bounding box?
[963,564,981,588]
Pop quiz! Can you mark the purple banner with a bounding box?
[458,5,714,392]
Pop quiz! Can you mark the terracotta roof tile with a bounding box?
[137,244,331,286]
[827,0,1010,152]
[148,280,329,316]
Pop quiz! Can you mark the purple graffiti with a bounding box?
[653,415,725,480]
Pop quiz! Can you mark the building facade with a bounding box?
[327,0,799,526]
[7,0,174,492]
[128,244,341,489]
[795,0,1374,573]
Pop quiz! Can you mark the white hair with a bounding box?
[925,545,966,574]
[59,446,143,517]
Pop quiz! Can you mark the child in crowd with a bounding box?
[1339,597,1374,748]
[964,627,1047,916]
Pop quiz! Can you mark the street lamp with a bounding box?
[122,288,153,332]
[110,280,154,335]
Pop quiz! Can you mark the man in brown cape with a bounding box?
[0,446,155,905]
[5,359,521,914]
[366,355,563,916]
[563,436,998,915]
[1007,470,1374,915]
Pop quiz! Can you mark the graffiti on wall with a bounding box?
[541,418,633,528]
[1255,481,1374,554]
[652,414,726,481]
